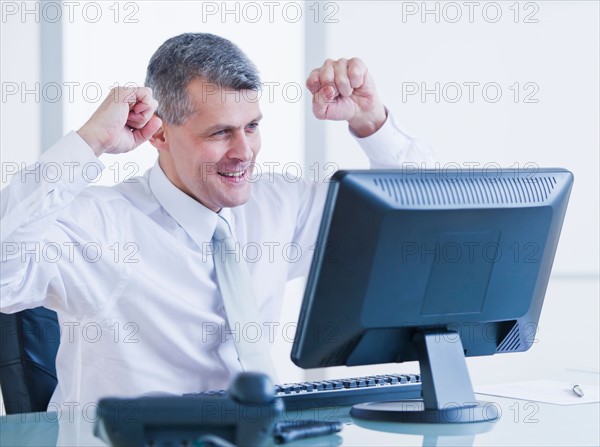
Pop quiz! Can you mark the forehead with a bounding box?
[185,78,261,121]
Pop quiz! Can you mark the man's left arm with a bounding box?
[287,58,433,280]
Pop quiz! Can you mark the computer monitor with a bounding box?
[291,168,573,423]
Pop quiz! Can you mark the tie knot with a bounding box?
[213,216,232,242]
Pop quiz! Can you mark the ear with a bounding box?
[149,125,169,152]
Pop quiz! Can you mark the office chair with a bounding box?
[0,307,60,414]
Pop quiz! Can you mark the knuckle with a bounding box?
[335,58,348,67]
[347,65,362,79]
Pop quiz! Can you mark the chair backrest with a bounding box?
[0,307,60,414]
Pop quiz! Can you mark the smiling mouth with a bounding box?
[217,169,247,180]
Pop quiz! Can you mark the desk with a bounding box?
[1,374,598,447]
[2,278,598,446]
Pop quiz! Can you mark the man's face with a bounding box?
[156,78,262,212]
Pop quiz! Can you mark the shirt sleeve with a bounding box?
[0,132,125,317]
[1,132,100,240]
[350,110,434,169]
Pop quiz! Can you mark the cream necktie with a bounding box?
[212,215,278,380]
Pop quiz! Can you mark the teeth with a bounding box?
[220,171,244,178]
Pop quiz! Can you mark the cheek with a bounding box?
[190,149,226,183]
[185,146,221,170]
[252,134,262,157]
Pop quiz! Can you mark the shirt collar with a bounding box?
[149,161,234,250]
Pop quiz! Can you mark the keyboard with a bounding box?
[188,373,422,410]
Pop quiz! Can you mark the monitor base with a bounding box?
[350,400,499,423]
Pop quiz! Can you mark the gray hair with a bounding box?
[145,33,261,125]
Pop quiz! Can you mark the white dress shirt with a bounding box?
[0,114,431,409]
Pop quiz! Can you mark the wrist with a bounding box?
[348,104,387,138]
[77,126,105,157]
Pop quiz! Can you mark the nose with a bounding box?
[227,130,253,161]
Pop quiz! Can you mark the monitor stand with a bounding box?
[350,330,499,423]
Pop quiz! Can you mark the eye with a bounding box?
[245,122,259,132]
[211,129,228,137]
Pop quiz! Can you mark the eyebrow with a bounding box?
[203,114,263,135]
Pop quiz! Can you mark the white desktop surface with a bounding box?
[1,277,598,446]
[1,388,598,447]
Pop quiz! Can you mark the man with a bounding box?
[0,33,431,409]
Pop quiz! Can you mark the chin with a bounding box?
[220,190,252,209]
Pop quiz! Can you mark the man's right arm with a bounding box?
[0,87,161,314]
[77,86,161,157]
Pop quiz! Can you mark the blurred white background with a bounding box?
[1,1,598,415]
